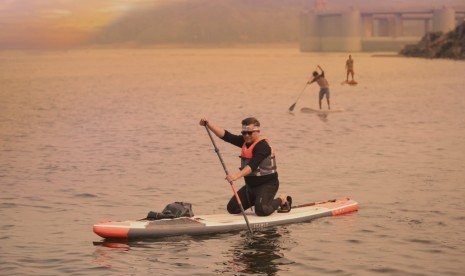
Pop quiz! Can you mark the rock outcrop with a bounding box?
[400,21,465,60]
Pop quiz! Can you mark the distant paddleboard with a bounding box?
[341,80,358,86]
[300,107,344,114]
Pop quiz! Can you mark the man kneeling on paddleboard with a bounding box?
[200,117,292,216]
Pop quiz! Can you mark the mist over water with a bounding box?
[1,48,464,275]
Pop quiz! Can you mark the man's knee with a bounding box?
[227,202,241,214]
[255,205,273,216]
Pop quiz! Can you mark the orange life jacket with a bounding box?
[240,137,277,177]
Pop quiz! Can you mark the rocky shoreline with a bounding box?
[400,21,465,60]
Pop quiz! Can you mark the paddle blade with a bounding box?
[288,102,296,112]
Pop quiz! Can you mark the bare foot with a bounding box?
[279,194,287,205]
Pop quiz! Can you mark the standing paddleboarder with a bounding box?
[345,54,355,82]
[308,65,331,110]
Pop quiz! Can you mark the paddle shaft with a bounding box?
[288,82,309,112]
[204,125,253,235]
[293,199,336,208]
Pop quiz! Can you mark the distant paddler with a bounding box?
[308,65,330,110]
[345,54,355,82]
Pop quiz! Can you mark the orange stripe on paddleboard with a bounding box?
[93,225,129,238]
[331,203,359,216]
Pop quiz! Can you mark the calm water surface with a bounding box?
[1,48,464,275]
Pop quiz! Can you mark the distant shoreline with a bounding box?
[84,42,301,49]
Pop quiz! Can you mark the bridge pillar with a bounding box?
[362,15,374,37]
[340,9,362,51]
[424,19,433,33]
[377,19,390,36]
[393,14,403,37]
[299,11,320,52]
[433,7,455,33]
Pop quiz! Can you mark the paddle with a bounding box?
[288,82,309,112]
[204,125,254,235]
[293,199,336,208]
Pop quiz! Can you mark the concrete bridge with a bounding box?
[300,6,465,52]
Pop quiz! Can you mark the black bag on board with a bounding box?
[146,202,194,220]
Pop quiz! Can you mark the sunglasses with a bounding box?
[241,130,257,136]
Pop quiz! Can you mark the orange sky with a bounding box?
[0,0,156,49]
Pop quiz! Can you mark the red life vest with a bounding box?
[240,137,277,177]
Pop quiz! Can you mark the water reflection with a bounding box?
[92,240,131,268]
[93,240,131,250]
[223,228,288,275]
[92,228,291,274]
[317,113,328,122]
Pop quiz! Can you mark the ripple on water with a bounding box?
[74,193,98,198]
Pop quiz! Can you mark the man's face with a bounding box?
[241,124,259,143]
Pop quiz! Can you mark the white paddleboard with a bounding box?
[93,197,358,239]
[300,107,344,114]
[341,80,358,86]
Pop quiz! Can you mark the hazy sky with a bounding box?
[0,0,157,48]
[1,0,463,49]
